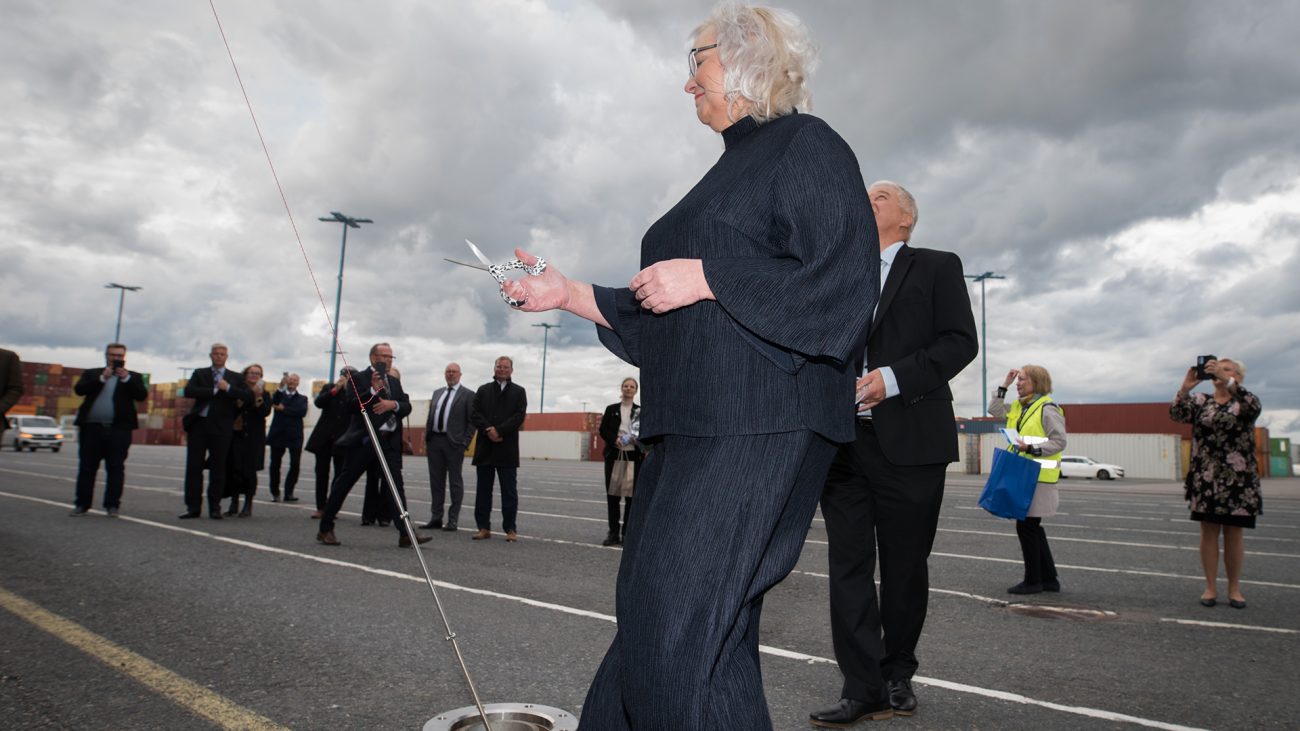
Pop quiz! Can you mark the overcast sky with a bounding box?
[2,0,1298,440]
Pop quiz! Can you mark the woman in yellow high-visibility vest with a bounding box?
[989,365,1068,595]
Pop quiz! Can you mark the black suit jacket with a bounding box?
[183,367,251,432]
[599,401,641,460]
[334,367,411,453]
[306,384,351,454]
[470,380,527,467]
[862,244,978,465]
[0,349,21,433]
[266,390,308,449]
[425,384,475,449]
[73,368,148,429]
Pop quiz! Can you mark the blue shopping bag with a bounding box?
[978,448,1041,520]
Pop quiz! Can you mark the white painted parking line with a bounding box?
[1158,618,1300,635]
[940,515,1300,544]
[0,489,1213,731]
[935,527,1300,558]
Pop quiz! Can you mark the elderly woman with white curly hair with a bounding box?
[502,4,876,728]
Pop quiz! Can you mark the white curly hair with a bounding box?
[693,3,819,124]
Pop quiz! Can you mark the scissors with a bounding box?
[444,239,547,308]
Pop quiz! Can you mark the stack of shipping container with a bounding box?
[10,362,92,419]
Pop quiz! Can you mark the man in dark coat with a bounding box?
[71,343,148,516]
[305,367,355,518]
[811,181,979,726]
[469,356,527,541]
[315,343,429,548]
[266,372,308,502]
[0,348,22,440]
[181,343,251,519]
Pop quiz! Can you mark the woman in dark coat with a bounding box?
[501,5,875,727]
[1170,357,1262,609]
[598,377,642,546]
[224,364,271,517]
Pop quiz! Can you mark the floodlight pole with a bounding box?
[532,323,560,413]
[105,283,142,342]
[964,271,1005,415]
[318,212,373,380]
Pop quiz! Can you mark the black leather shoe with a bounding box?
[1042,578,1061,592]
[1007,581,1042,594]
[601,530,621,547]
[209,512,223,520]
[178,511,201,519]
[420,520,442,530]
[809,698,893,727]
[270,494,280,502]
[887,679,917,716]
[283,496,300,502]
[441,522,458,532]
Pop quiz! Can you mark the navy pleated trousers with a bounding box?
[579,430,837,729]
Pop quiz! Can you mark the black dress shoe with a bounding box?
[887,679,917,716]
[283,496,300,503]
[1042,578,1061,592]
[810,698,893,727]
[420,520,442,530]
[1007,581,1042,595]
[209,512,223,520]
[441,522,458,532]
[1200,597,1217,607]
[360,520,374,526]
[178,511,201,519]
[270,494,280,503]
[1229,598,1247,609]
[378,520,390,527]
[601,530,621,547]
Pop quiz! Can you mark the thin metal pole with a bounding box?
[532,323,560,414]
[979,278,988,415]
[965,271,1003,416]
[114,288,126,343]
[540,327,548,413]
[357,404,493,731]
[328,224,349,380]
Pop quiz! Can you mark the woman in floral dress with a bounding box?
[1170,358,1261,609]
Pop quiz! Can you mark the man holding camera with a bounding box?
[71,343,148,516]
[316,343,430,548]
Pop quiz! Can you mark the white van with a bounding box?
[7,415,65,452]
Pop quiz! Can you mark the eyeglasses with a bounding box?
[688,43,717,78]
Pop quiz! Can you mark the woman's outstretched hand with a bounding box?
[503,248,571,313]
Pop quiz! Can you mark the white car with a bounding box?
[7,415,66,452]
[1059,455,1123,480]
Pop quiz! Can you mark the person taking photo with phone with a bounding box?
[1171,357,1262,609]
[71,343,148,516]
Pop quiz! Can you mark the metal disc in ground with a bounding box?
[424,703,578,731]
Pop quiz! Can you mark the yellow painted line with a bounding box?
[0,585,289,731]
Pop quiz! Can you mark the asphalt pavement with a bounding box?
[1,445,1297,730]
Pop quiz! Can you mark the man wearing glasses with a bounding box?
[315,343,430,548]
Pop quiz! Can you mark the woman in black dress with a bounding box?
[501,5,875,727]
[224,364,271,517]
[598,377,642,546]
[1170,357,1262,609]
